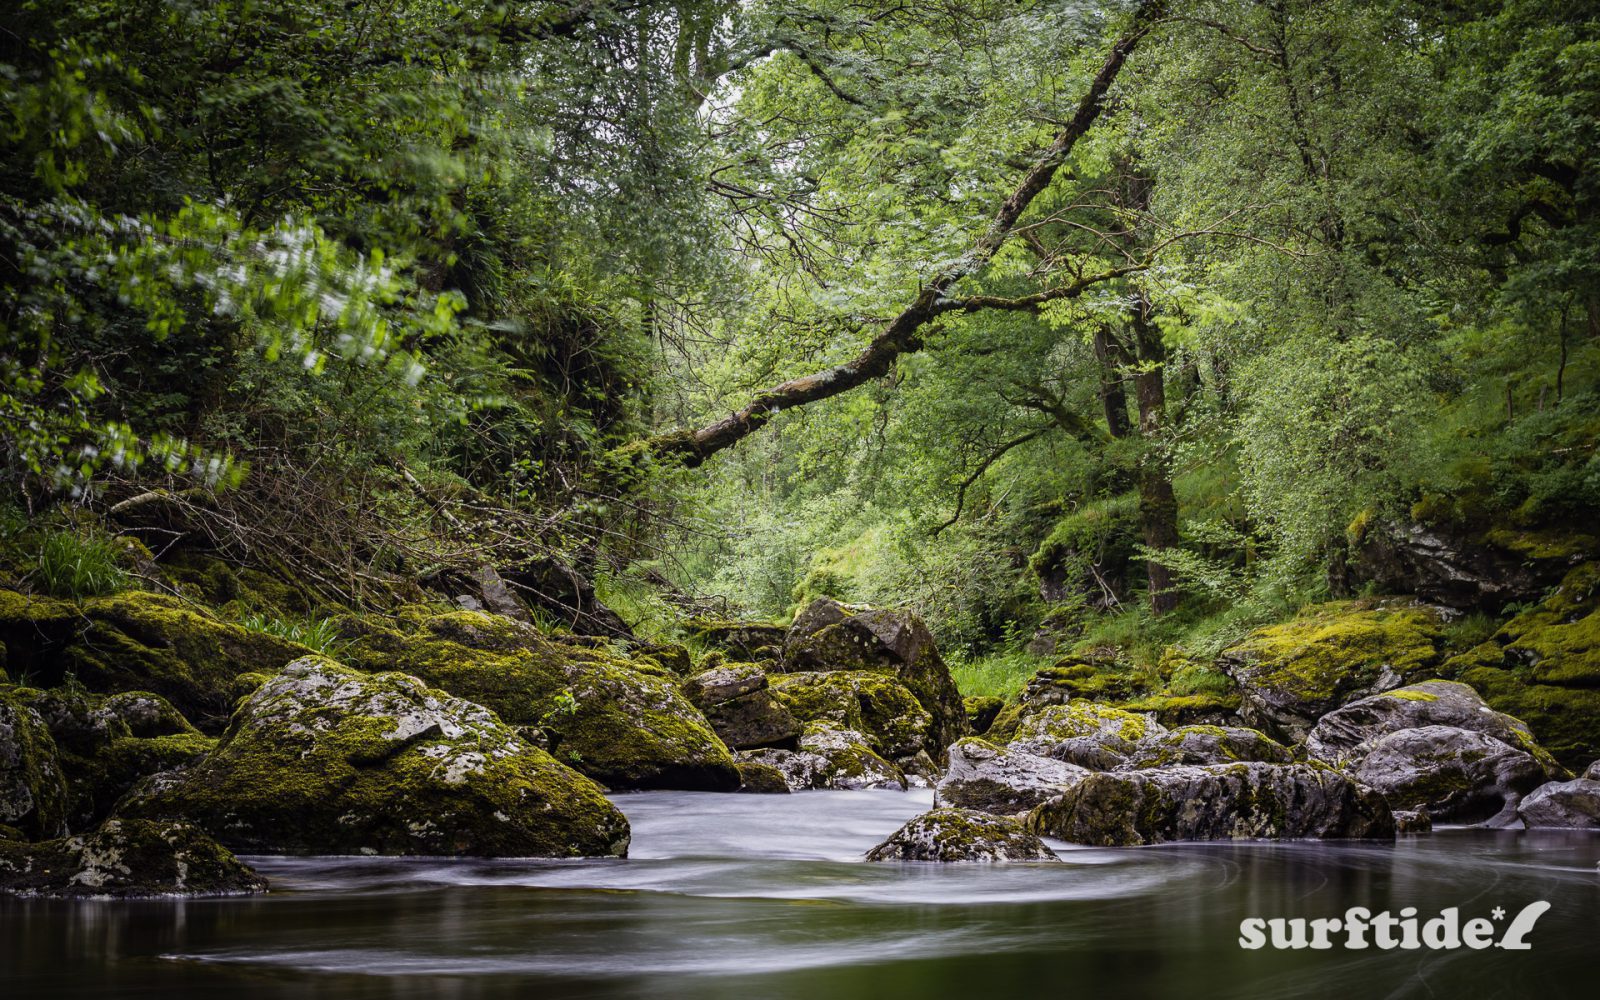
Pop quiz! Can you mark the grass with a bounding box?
[947,649,1053,701]
[33,529,131,598]
[237,612,348,655]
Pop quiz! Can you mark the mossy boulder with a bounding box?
[734,760,791,794]
[1217,601,1444,741]
[121,657,630,856]
[687,618,787,660]
[1437,564,1600,769]
[1350,725,1545,827]
[0,687,69,839]
[964,696,1003,735]
[347,611,739,790]
[1027,762,1394,846]
[1120,725,1291,770]
[866,808,1059,862]
[769,670,932,761]
[935,737,1088,815]
[738,722,906,791]
[1305,680,1560,776]
[0,818,266,898]
[0,590,310,730]
[781,598,967,752]
[1517,779,1600,829]
[683,664,800,751]
[1008,701,1166,770]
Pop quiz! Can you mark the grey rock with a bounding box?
[935,737,1088,814]
[1517,779,1600,829]
[739,723,906,791]
[1351,725,1545,827]
[1120,725,1291,770]
[866,808,1060,862]
[0,819,266,898]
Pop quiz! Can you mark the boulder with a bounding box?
[0,819,265,898]
[0,590,309,731]
[1352,520,1585,613]
[769,670,931,760]
[964,696,1003,735]
[0,687,69,839]
[1008,701,1165,770]
[1305,680,1560,776]
[686,618,788,660]
[1350,725,1545,826]
[1516,779,1600,829]
[121,657,631,857]
[684,663,800,750]
[935,737,1088,815]
[1119,725,1291,770]
[1586,760,1600,781]
[1394,808,1432,834]
[347,611,739,790]
[866,808,1059,862]
[734,760,791,794]
[738,723,906,791]
[1028,763,1394,846]
[781,598,966,752]
[1217,601,1443,741]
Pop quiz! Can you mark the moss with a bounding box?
[1382,689,1441,703]
[734,760,791,794]
[347,610,737,790]
[866,807,1058,862]
[770,670,932,759]
[60,732,216,828]
[0,687,69,839]
[964,695,1003,734]
[0,818,266,897]
[123,657,631,857]
[1011,701,1160,745]
[1483,528,1598,562]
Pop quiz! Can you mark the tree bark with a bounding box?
[637,2,1165,467]
[1130,295,1181,615]
[1092,326,1133,439]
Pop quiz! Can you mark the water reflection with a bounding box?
[2,790,1596,999]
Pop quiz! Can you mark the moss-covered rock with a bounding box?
[769,670,932,760]
[0,818,265,897]
[686,618,787,660]
[935,737,1088,815]
[781,598,967,752]
[1008,701,1166,770]
[1350,724,1545,827]
[964,696,1003,735]
[120,656,630,856]
[1120,725,1291,770]
[739,722,906,791]
[0,590,311,731]
[1027,762,1394,846]
[734,760,791,794]
[1306,680,1560,777]
[1217,601,1444,740]
[683,665,800,751]
[347,610,738,790]
[0,687,68,839]
[866,807,1059,862]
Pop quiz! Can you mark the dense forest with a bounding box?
[2,0,1600,911]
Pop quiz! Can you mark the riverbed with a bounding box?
[3,789,1596,998]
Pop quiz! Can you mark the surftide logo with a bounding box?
[1238,902,1551,951]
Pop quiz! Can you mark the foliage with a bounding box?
[32,528,130,598]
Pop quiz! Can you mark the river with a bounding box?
[2,789,1595,998]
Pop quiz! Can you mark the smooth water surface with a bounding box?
[3,789,1596,998]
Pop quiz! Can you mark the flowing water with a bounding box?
[3,789,1596,998]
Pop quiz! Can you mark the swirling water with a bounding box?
[2,788,1596,998]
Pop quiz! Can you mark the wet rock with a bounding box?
[1119,725,1291,770]
[734,760,791,794]
[1350,725,1545,826]
[935,737,1088,815]
[1517,779,1600,829]
[1305,680,1560,776]
[1353,520,1585,614]
[738,723,906,791]
[1008,701,1166,770]
[0,819,265,898]
[1217,601,1444,741]
[347,610,738,790]
[866,808,1059,862]
[1028,763,1394,846]
[121,657,630,857]
[1393,808,1432,834]
[781,598,966,752]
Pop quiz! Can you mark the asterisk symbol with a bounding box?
[1492,907,1506,920]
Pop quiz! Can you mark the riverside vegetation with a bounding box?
[2,0,1600,890]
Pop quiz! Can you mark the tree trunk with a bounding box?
[1130,298,1181,615]
[1092,327,1133,439]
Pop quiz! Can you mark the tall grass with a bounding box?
[34,530,131,598]
[237,612,348,655]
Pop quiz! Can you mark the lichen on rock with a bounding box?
[0,687,69,839]
[738,722,906,791]
[0,818,265,898]
[935,737,1088,815]
[120,656,630,857]
[866,807,1059,862]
